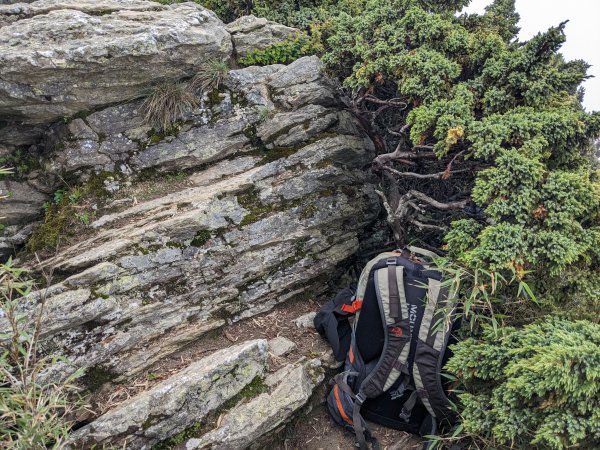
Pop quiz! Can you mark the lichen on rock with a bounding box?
[0,3,382,449]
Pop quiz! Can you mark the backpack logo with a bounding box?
[409,304,418,335]
[390,326,403,337]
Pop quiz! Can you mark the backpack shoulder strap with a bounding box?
[347,254,411,450]
[355,252,401,306]
[358,256,411,398]
[412,277,458,422]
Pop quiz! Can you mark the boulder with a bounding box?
[226,14,298,58]
[185,359,324,450]
[0,180,48,225]
[0,0,232,124]
[68,340,269,450]
[6,56,379,384]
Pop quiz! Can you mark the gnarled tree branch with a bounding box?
[407,190,468,210]
[382,165,470,180]
[374,148,436,165]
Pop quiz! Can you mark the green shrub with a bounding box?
[322,0,600,313]
[0,260,83,449]
[445,318,600,450]
[239,31,323,66]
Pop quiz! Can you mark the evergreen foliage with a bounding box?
[323,0,600,315]
[445,318,600,449]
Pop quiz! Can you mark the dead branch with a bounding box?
[382,165,469,180]
[374,148,436,165]
[410,219,447,232]
[408,190,468,210]
[375,190,405,242]
[441,149,467,179]
[364,95,408,109]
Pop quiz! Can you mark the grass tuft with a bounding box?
[190,59,229,94]
[142,82,198,132]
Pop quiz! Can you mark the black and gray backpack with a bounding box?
[314,247,461,450]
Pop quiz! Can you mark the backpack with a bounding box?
[314,247,461,450]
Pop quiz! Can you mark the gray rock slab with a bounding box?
[68,339,268,450]
[0,179,48,225]
[268,336,297,357]
[226,14,298,58]
[293,312,317,329]
[0,1,232,123]
[185,358,324,450]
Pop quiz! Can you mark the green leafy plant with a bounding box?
[142,82,198,132]
[75,211,95,226]
[431,255,538,334]
[0,153,38,180]
[0,259,83,449]
[445,318,600,450]
[239,31,323,66]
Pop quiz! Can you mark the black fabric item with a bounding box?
[361,376,428,434]
[353,395,369,450]
[361,324,410,398]
[313,286,356,361]
[319,250,462,450]
[355,276,385,363]
[420,415,437,450]
[387,261,401,319]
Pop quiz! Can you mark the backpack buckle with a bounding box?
[386,257,397,265]
[398,408,412,422]
[355,392,366,405]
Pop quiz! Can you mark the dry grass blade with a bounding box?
[142,82,198,132]
[190,59,229,93]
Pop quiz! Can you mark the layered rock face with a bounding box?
[69,340,271,449]
[0,0,232,123]
[0,1,380,448]
[17,55,378,386]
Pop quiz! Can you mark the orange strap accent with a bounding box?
[334,385,353,425]
[341,299,363,314]
[348,345,355,364]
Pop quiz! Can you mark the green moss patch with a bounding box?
[190,229,212,247]
[27,172,112,253]
[81,365,119,392]
[237,189,275,226]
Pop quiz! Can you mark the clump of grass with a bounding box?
[190,59,229,93]
[142,82,198,132]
